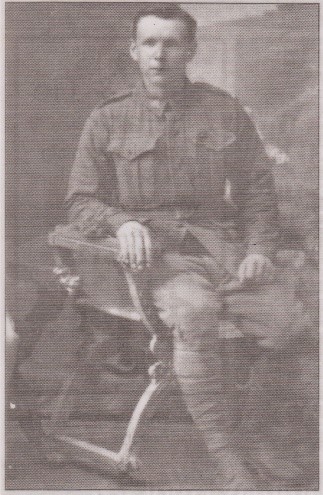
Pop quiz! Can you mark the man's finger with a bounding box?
[118,233,129,264]
[245,259,255,279]
[126,231,136,268]
[255,259,265,277]
[133,231,144,269]
[142,228,152,267]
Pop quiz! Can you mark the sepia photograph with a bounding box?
[5,1,319,491]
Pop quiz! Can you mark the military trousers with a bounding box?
[147,239,303,452]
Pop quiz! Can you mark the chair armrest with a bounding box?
[48,225,120,261]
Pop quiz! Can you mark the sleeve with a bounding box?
[65,109,147,238]
[235,102,280,258]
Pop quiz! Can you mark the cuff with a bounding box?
[107,212,151,235]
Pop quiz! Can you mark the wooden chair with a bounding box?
[25,224,306,479]
[28,224,180,476]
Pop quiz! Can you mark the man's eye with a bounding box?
[164,40,179,48]
[144,38,156,47]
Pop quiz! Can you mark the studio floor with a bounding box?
[6,417,221,490]
[6,404,318,492]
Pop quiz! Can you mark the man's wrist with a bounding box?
[246,242,276,260]
[109,214,151,235]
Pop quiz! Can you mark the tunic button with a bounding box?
[198,130,208,140]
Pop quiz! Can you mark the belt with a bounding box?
[128,205,235,225]
[180,231,210,255]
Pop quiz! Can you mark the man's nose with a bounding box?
[153,42,165,59]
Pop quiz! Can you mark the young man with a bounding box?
[66,4,302,488]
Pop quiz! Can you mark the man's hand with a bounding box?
[116,221,152,271]
[237,254,274,284]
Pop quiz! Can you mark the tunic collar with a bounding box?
[134,78,194,117]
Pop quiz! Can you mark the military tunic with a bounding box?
[66,79,279,260]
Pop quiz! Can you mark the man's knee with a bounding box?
[153,268,222,348]
[164,300,221,351]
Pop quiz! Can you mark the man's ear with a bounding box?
[130,40,138,62]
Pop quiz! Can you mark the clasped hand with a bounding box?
[117,221,274,282]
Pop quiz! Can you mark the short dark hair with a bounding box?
[132,3,197,42]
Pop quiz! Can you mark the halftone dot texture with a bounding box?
[6,3,318,491]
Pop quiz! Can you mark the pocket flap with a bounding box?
[197,129,236,151]
[107,135,158,160]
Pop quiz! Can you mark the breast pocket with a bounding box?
[195,129,236,202]
[107,135,159,207]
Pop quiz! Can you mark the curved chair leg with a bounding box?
[44,358,174,475]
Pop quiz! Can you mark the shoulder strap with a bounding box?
[96,89,133,108]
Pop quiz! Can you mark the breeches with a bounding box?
[148,249,303,450]
[151,250,302,350]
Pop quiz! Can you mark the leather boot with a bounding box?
[189,386,258,489]
[210,446,259,490]
[174,336,259,489]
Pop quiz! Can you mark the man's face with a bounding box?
[130,15,195,91]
